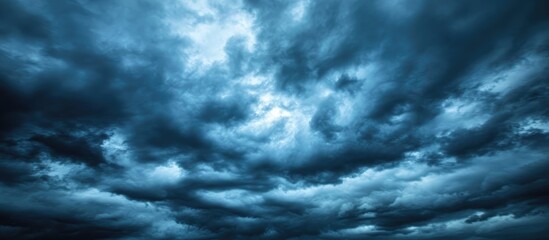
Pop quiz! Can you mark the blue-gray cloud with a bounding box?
[1,0,549,239]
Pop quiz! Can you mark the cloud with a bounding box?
[1,0,548,239]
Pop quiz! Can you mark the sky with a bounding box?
[1,0,549,239]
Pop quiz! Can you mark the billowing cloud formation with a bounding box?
[1,0,549,239]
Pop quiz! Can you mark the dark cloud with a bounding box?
[1,0,549,239]
[30,131,110,167]
[309,98,341,140]
[334,73,360,93]
[199,98,250,124]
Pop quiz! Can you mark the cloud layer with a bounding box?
[1,0,548,239]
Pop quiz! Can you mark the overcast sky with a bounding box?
[1,0,549,239]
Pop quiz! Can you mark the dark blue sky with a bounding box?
[1,0,549,239]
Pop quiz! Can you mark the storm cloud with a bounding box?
[1,0,549,239]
